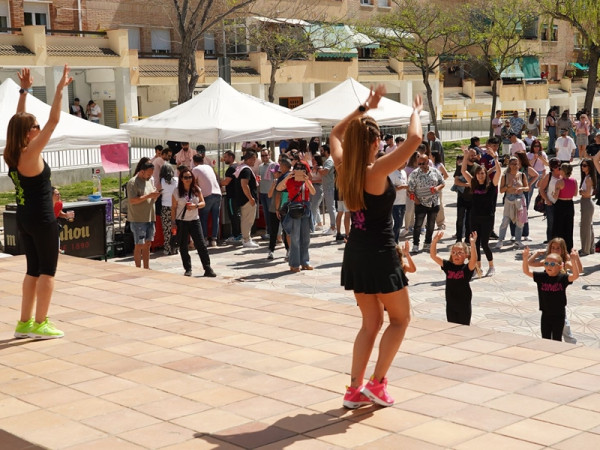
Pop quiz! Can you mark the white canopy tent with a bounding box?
[120,78,322,142]
[0,78,129,152]
[290,78,430,126]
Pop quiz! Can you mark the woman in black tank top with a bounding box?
[4,65,72,340]
[330,86,424,408]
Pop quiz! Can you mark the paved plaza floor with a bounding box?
[1,181,600,449]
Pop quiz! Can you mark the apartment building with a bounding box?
[0,0,597,124]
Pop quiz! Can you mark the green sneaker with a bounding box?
[14,318,35,339]
[28,318,64,340]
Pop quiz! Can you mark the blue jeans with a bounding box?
[322,183,336,228]
[548,127,556,153]
[392,204,406,242]
[310,184,323,226]
[284,205,312,268]
[259,193,271,235]
[199,194,221,240]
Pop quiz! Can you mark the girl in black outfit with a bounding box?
[461,148,501,277]
[171,168,216,278]
[430,231,478,325]
[5,66,72,340]
[331,85,423,409]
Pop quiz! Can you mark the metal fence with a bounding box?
[0,117,497,177]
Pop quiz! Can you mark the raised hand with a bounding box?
[469,231,477,243]
[365,84,386,110]
[403,240,410,254]
[433,230,444,242]
[413,94,423,113]
[58,64,73,90]
[17,68,33,89]
[523,246,530,259]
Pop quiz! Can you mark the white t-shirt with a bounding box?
[510,138,526,155]
[555,136,576,160]
[492,117,503,136]
[389,169,408,205]
[160,177,178,207]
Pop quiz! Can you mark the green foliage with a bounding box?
[0,176,129,207]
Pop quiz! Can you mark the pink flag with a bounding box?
[100,143,129,173]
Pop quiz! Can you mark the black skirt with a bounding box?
[341,244,408,294]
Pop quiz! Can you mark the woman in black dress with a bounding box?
[331,86,423,408]
[4,65,72,339]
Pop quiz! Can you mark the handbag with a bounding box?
[533,193,546,213]
[287,202,305,219]
[279,183,304,217]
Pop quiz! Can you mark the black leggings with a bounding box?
[268,212,289,252]
[471,215,494,262]
[177,219,211,272]
[552,199,574,252]
[455,197,472,241]
[18,218,59,277]
[541,312,565,341]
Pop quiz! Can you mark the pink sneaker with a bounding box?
[361,376,394,407]
[343,385,372,409]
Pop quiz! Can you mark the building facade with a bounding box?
[0,0,597,126]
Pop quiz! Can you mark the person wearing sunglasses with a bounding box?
[171,169,216,278]
[579,158,597,256]
[536,157,562,243]
[522,246,579,341]
[4,65,72,340]
[408,153,445,254]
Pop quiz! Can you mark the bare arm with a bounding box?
[522,247,533,278]
[240,178,255,204]
[491,158,501,186]
[401,241,417,273]
[568,249,580,282]
[430,231,444,267]
[527,166,539,187]
[528,249,545,267]
[16,68,33,114]
[461,150,472,183]
[468,232,478,271]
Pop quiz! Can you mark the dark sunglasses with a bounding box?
[182,175,193,180]
[581,164,588,167]
[31,124,41,130]
[417,162,428,166]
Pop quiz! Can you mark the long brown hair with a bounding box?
[177,168,200,198]
[336,115,380,211]
[3,113,36,168]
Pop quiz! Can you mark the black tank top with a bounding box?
[347,177,395,250]
[9,160,55,223]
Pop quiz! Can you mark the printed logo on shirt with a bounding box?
[352,210,366,231]
[447,270,465,280]
[541,282,565,292]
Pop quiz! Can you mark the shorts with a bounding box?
[576,134,588,147]
[130,221,155,244]
[336,200,349,213]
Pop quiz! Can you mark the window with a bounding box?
[203,33,215,56]
[377,0,390,7]
[0,1,9,31]
[360,0,373,5]
[24,1,49,28]
[151,29,171,55]
[128,28,140,51]
[551,24,558,41]
[541,24,548,41]
[225,20,247,55]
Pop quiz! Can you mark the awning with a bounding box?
[571,62,589,71]
[498,59,524,79]
[522,56,541,79]
[306,24,378,58]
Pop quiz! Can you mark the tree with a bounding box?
[246,3,348,104]
[540,0,600,114]
[361,0,471,137]
[460,0,536,136]
[170,0,256,104]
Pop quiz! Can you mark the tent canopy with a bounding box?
[0,78,129,152]
[120,78,321,143]
[290,78,430,126]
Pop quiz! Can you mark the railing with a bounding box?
[0,27,107,36]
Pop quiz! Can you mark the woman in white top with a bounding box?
[526,111,539,135]
[526,139,548,204]
[388,161,408,242]
[160,164,178,255]
[171,168,216,277]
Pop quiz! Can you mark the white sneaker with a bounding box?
[495,240,503,249]
[514,241,525,249]
[243,240,259,248]
[411,244,419,254]
[399,228,409,237]
[323,228,336,236]
[315,225,323,231]
[486,267,496,277]
[267,251,274,260]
